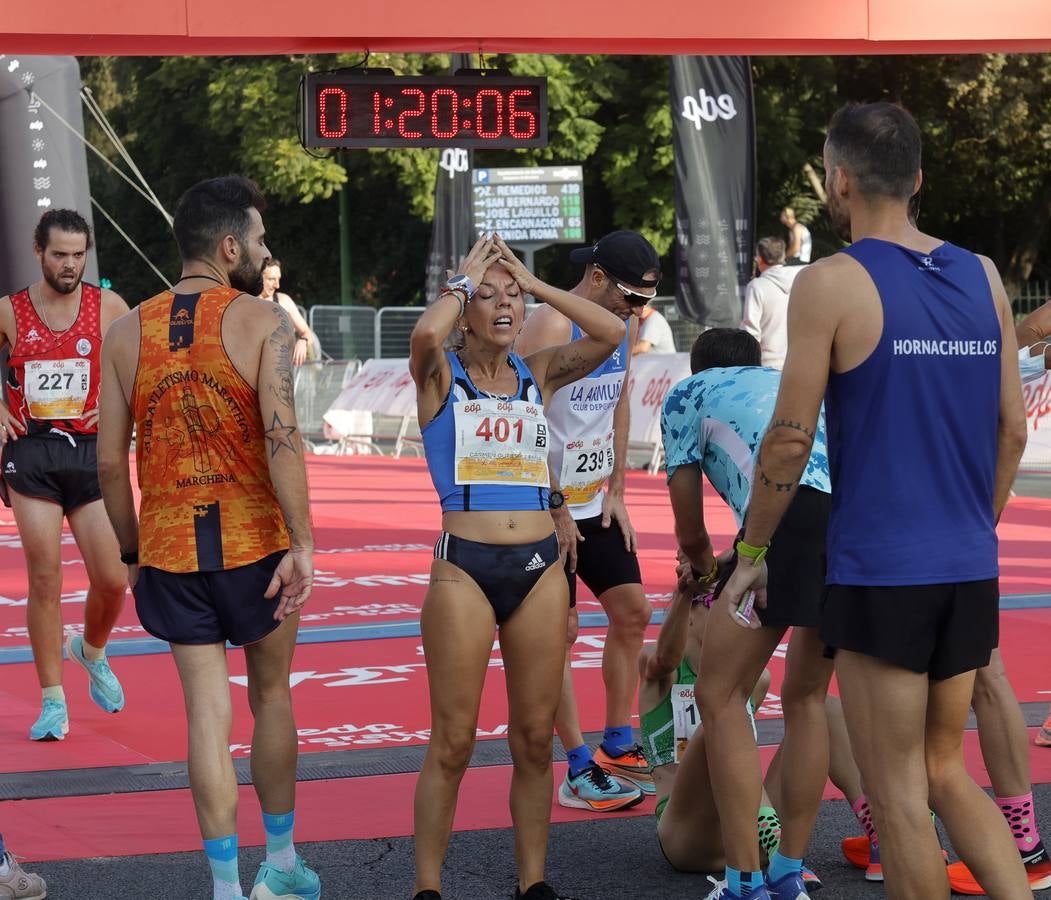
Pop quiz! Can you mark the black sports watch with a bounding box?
[120,549,139,566]
[548,490,566,510]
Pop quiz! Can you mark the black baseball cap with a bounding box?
[569,231,661,288]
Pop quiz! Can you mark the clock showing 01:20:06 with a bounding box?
[301,73,548,149]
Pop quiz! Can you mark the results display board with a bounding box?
[471,165,584,244]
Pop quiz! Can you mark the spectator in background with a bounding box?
[780,207,812,263]
[633,304,677,355]
[261,260,320,365]
[741,237,802,370]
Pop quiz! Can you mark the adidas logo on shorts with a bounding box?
[524,552,546,572]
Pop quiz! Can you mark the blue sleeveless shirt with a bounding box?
[422,351,550,512]
[825,239,1001,586]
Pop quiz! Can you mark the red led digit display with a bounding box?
[303,73,547,149]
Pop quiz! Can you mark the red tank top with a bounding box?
[7,283,103,436]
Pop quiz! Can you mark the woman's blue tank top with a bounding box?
[825,239,1001,586]
[422,351,550,512]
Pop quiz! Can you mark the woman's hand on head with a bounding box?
[457,234,503,290]
[493,235,539,296]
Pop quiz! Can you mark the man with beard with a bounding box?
[98,176,320,900]
[0,209,130,741]
[722,102,1030,899]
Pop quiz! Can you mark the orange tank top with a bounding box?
[132,286,288,573]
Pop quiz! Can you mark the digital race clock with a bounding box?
[301,72,548,149]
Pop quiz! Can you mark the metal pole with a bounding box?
[339,150,352,307]
[338,150,354,360]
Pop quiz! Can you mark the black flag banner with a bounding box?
[424,53,474,303]
[0,55,97,297]
[671,56,756,327]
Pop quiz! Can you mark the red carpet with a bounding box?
[2,458,1048,644]
[3,610,1050,774]
[13,728,1051,864]
[1,457,1050,864]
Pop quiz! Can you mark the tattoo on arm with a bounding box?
[552,349,589,379]
[768,419,815,440]
[755,449,798,493]
[264,411,299,458]
[268,308,295,408]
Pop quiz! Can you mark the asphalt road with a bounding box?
[28,784,1051,899]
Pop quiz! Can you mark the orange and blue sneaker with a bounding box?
[947,849,1051,894]
[1037,713,1051,748]
[558,763,643,812]
[864,841,883,882]
[593,743,654,795]
[800,865,822,892]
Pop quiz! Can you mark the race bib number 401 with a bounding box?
[25,358,90,419]
[454,398,550,487]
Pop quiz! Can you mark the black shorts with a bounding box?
[821,579,999,681]
[0,433,102,513]
[133,551,287,646]
[713,486,829,629]
[434,531,560,624]
[564,513,642,608]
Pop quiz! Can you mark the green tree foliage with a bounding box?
[80,52,1051,315]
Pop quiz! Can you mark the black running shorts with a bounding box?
[134,550,287,646]
[564,513,642,608]
[713,486,830,629]
[1,433,102,513]
[820,579,999,681]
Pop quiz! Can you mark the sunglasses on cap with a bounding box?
[596,266,659,305]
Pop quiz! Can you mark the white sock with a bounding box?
[0,855,10,876]
[213,878,242,900]
[42,685,65,703]
[266,842,296,873]
[82,638,105,661]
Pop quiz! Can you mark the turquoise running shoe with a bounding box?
[30,697,69,741]
[250,855,320,900]
[66,634,125,713]
[557,763,643,812]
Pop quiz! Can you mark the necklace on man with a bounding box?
[33,285,78,335]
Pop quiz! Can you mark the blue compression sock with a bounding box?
[726,866,763,897]
[766,850,803,884]
[565,744,594,778]
[600,725,634,756]
[262,810,296,873]
[202,834,241,898]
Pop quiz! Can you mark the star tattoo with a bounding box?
[264,411,298,457]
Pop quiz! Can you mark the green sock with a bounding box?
[758,806,782,855]
[42,685,65,702]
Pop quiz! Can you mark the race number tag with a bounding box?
[672,682,700,762]
[559,431,614,506]
[454,398,550,487]
[24,358,90,419]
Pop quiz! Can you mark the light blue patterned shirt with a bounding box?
[661,366,831,526]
